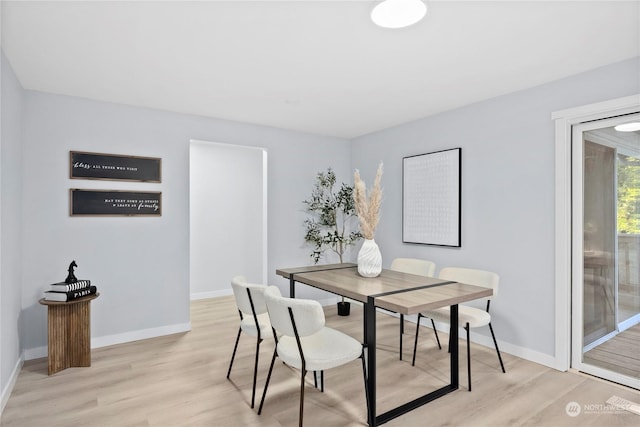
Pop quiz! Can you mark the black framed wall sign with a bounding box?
[70,151,162,182]
[403,148,461,247]
[70,189,162,216]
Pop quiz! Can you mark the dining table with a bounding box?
[276,263,493,427]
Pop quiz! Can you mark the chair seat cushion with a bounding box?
[422,305,490,328]
[240,313,271,337]
[277,327,362,371]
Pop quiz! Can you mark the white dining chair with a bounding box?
[412,267,506,391]
[227,276,270,408]
[389,258,437,360]
[257,286,369,426]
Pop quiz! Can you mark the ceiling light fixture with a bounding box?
[371,0,427,29]
[614,122,640,132]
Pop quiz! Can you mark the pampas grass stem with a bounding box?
[354,162,383,240]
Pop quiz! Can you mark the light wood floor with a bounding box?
[3,296,640,427]
[584,323,640,378]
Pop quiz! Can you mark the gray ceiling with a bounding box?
[2,1,639,139]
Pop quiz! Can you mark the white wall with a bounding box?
[351,57,640,366]
[190,140,267,298]
[18,89,351,358]
[1,52,24,410]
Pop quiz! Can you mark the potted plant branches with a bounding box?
[303,168,361,315]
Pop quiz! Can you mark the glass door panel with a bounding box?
[616,151,640,327]
[582,139,616,346]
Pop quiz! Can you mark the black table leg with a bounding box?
[374,303,459,425]
[289,276,295,298]
[450,304,459,388]
[365,297,376,427]
[399,314,404,360]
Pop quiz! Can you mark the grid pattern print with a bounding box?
[403,148,460,246]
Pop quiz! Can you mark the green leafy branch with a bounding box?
[303,168,362,264]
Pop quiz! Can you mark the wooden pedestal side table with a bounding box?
[38,293,99,375]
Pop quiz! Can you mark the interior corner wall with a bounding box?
[350,57,640,365]
[1,51,24,409]
[19,90,352,357]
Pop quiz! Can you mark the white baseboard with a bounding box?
[23,346,48,361]
[23,322,193,361]
[397,316,558,370]
[193,290,340,306]
[1,354,24,415]
[466,329,557,369]
[91,322,192,349]
[191,289,233,300]
[319,295,341,306]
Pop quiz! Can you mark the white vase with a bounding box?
[357,239,382,277]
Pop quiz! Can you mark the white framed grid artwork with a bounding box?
[403,148,461,247]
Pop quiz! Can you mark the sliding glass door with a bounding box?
[572,113,640,389]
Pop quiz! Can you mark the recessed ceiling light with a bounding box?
[614,122,640,132]
[371,0,427,29]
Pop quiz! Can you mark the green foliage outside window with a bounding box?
[617,154,640,234]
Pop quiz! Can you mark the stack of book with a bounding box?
[43,279,98,302]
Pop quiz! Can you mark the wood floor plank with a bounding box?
[3,295,640,426]
[584,324,640,377]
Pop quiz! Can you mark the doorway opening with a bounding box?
[189,140,267,299]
